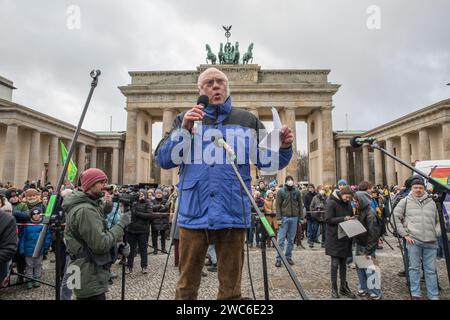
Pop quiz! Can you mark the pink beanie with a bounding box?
[80,168,108,192]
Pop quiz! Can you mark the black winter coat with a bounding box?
[325,191,353,258]
[127,200,152,234]
[150,198,170,232]
[0,211,18,282]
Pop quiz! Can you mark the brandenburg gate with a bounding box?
[119,64,340,186]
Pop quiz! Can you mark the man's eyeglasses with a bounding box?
[202,78,227,88]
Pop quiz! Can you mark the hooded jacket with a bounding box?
[354,191,381,255]
[63,190,124,299]
[155,96,292,230]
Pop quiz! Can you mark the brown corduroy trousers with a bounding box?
[175,227,246,300]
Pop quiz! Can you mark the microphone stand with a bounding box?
[31,70,101,300]
[220,142,309,300]
[370,141,450,285]
[256,219,270,300]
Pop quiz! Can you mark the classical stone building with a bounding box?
[119,64,340,186]
[0,77,125,187]
[335,99,450,186]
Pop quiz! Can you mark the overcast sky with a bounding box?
[1,0,449,152]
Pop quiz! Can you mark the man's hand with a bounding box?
[280,125,294,149]
[103,191,112,203]
[404,235,415,245]
[344,216,353,221]
[181,105,205,130]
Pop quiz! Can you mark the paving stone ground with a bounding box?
[1,235,449,300]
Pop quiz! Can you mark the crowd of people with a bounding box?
[0,171,448,300]
[246,175,447,300]
[0,176,178,298]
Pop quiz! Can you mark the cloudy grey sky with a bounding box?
[1,0,449,152]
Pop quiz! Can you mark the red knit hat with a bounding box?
[80,168,108,192]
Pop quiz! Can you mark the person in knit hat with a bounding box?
[25,188,45,212]
[62,168,132,300]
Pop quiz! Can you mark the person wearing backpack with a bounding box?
[275,176,304,267]
[354,191,383,300]
[393,178,441,300]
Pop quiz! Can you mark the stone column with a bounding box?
[374,146,383,186]
[90,147,97,168]
[354,149,363,183]
[160,109,175,186]
[284,107,298,180]
[48,136,59,186]
[148,116,153,182]
[385,138,396,186]
[123,109,138,184]
[339,146,348,182]
[77,143,86,175]
[418,128,430,161]
[112,147,120,184]
[248,108,259,182]
[442,122,450,159]
[29,129,41,181]
[2,124,18,184]
[400,134,411,183]
[321,107,335,185]
[362,145,370,182]
[348,150,355,184]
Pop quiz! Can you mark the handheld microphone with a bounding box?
[192,95,209,136]
[214,136,237,162]
[350,136,377,148]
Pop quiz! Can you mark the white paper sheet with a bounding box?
[338,219,366,239]
[353,255,375,269]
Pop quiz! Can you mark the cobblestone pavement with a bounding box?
[1,235,449,300]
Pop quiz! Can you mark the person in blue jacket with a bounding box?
[19,207,52,289]
[155,67,294,300]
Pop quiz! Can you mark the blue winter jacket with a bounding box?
[19,219,52,257]
[155,96,293,230]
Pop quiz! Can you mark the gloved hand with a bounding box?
[118,210,132,228]
[120,243,130,257]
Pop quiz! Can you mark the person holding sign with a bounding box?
[325,186,356,299]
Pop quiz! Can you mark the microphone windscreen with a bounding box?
[349,136,362,148]
[197,95,209,107]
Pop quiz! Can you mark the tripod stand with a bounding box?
[217,138,309,300]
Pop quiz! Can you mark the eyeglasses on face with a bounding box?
[202,78,227,88]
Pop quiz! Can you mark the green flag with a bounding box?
[60,141,78,183]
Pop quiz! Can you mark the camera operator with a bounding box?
[63,168,131,300]
[126,190,152,274]
[150,189,170,254]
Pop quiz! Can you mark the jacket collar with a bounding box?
[204,96,232,123]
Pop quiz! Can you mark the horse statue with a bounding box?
[242,43,254,64]
[205,44,217,64]
[218,43,225,64]
[233,41,240,64]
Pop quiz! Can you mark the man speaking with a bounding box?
[155,67,294,300]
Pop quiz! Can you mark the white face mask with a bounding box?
[286,180,294,187]
[319,190,325,195]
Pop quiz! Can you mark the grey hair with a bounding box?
[197,67,231,97]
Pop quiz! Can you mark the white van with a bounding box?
[414,160,450,187]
